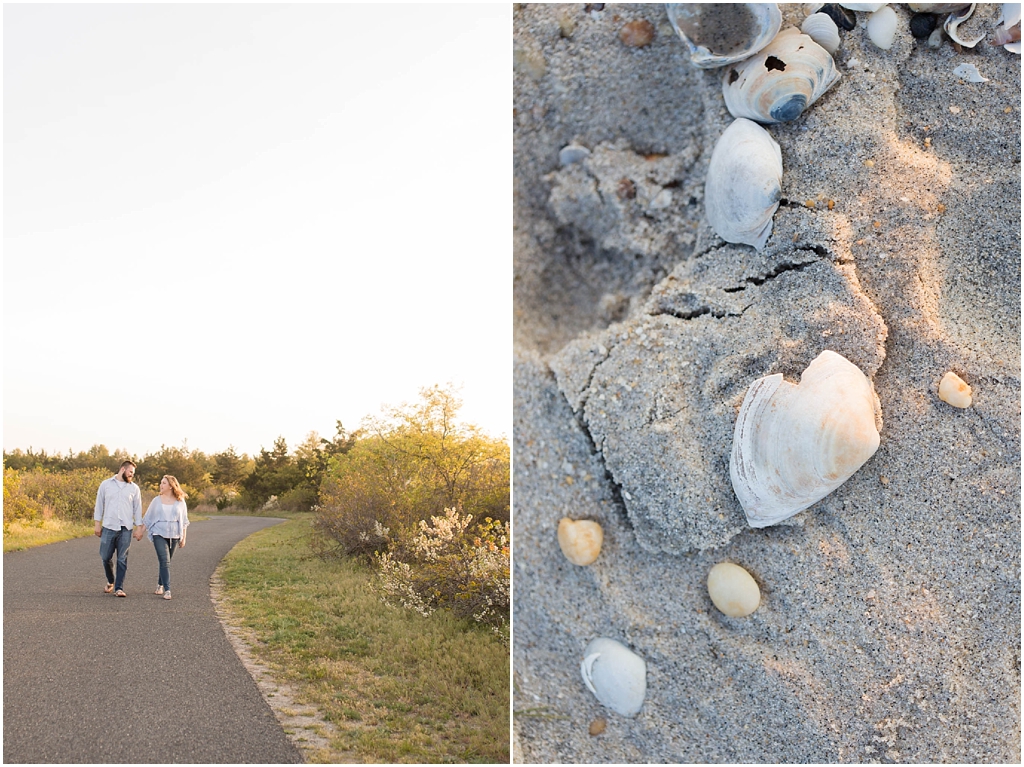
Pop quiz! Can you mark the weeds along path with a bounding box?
[3,516,302,764]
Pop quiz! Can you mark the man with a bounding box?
[94,460,144,597]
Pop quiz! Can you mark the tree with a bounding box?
[212,446,252,486]
[239,437,304,510]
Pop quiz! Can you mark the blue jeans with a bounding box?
[99,526,133,590]
[152,535,179,591]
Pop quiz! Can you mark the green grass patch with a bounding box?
[217,514,510,764]
[3,518,95,552]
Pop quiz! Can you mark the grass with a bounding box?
[3,518,96,552]
[216,513,510,764]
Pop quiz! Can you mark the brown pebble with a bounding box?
[805,199,816,209]
[937,203,946,213]
[617,177,636,200]
[880,475,889,485]
[619,19,655,47]
[864,159,875,168]
[827,200,835,210]
[1005,106,1013,114]
[589,717,607,736]
[873,221,882,228]
[924,137,932,148]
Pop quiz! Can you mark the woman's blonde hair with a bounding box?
[163,475,188,501]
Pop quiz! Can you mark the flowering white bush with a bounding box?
[373,508,509,639]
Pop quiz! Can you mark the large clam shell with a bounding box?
[944,3,986,47]
[705,118,782,251]
[666,3,782,68]
[722,28,841,124]
[729,350,882,528]
[580,638,647,717]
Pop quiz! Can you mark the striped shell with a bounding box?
[722,28,841,124]
[729,350,882,528]
[705,118,782,251]
[666,3,782,68]
[801,12,842,54]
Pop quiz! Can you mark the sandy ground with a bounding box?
[512,3,1021,763]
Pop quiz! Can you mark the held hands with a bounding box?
[133,525,145,541]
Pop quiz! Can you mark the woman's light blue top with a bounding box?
[143,497,189,541]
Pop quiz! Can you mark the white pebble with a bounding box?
[707,562,761,617]
[557,517,603,565]
[938,371,972,408]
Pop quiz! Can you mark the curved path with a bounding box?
[3,516,303,764]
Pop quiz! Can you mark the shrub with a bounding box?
[15,467,112,522]
[373,508,510,638]
[3,469,45,522]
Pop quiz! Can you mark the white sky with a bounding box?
[4,4,510,458]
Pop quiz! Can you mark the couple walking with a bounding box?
[94,460,190,599]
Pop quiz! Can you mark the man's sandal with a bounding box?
[115,590,127,597]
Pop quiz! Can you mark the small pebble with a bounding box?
[936,203,946,213]
[927,27,945,48]
[616,177,636,200]
[707,562,760,618]
[589,718,607,736]
[938,371,972,408]
[910,13,937,39]
[828,199,836,210]
[924,136,932,147]
[864,159,875,168]
[558,517,603,565]
[619,19,655,47]
[805,199,816,209]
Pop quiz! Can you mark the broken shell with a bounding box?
[729,350,882,528]
[580,638,647,717]
[867,5,899,49]
[944,4,986,47]
[705,118,782,251]
[927,26,946,46]
[938,371,973,408]
[723,28,841,124]
[666,3,782,68]
[557,517,603,566]
[707,562,761,617]
[953,62,989,81]
[994,3,1022,52]
[820,3,857,31]
[802,12,842,53]
[908,3,970,10]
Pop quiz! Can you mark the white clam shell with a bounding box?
[838,3,887,11]
[729,350,882,528]
[801,12,842,54]
[705,118,782,251]
[722,27,841,124]
[867,5,899,49]
[580,638,647,717]
[666,3,782,68]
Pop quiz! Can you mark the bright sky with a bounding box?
[4,4,510,459]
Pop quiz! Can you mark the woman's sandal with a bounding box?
[115,590,127,598]
[163,592,172,600]
[155,585,164,595]
[104,583,114,594]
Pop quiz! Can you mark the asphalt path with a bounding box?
[3,516,303,764]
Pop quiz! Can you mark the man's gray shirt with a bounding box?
[94,476,143,530]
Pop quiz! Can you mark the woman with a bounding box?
[142,475,190,600]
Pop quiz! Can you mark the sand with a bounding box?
[512,3,1021,763]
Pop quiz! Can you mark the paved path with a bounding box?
[3,516,303,764]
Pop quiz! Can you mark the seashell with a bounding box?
[993,3,1022,52]
[802,12,842,54]
[559,144,591,166]
[729,350,882,528]
[944,4,986,47]
[938,371,973,408]
[838,3,886,11]
[866,5,899,49]
[927,26,946,46]
[707,562,761,617]
[953,62,989,82]
[666,3,782,68]
[580,638,647,717]
[705,118,782,251]
[557,517,603,565]
[722,28,841,124]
